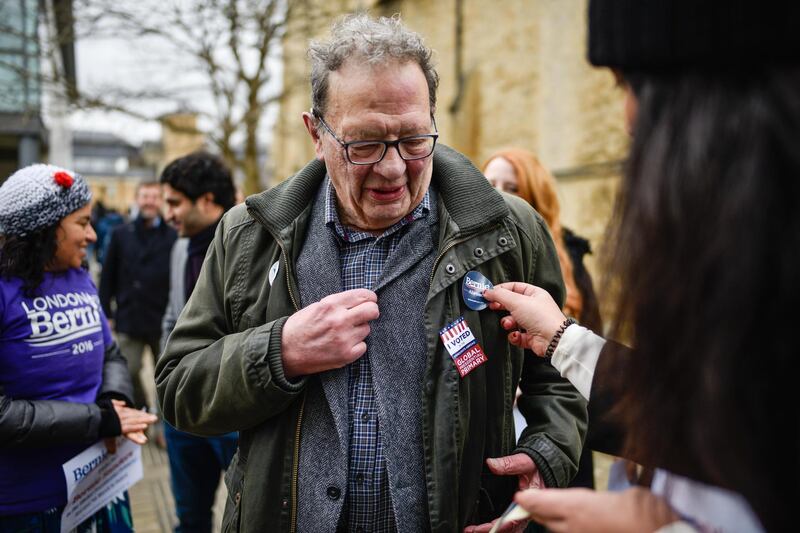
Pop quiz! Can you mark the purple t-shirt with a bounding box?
[0,268,113,514]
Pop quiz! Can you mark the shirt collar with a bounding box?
[324,177,430,243]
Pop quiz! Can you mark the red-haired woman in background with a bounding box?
[483,149,602,334]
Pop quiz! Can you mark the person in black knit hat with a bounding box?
[483,0,800,531]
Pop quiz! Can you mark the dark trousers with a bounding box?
[163,423,238,533]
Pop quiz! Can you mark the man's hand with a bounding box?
[463,453,544,533]
[483,282,566,357]
[514,486,679,533]
[281,289,380,379]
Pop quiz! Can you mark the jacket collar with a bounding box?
[246,144,509,235]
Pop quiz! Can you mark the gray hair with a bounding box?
[309,13,439,117]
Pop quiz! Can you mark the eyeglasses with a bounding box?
[311,109,439,165]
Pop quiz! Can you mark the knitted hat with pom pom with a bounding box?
[0,164,92,237]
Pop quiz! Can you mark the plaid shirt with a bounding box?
[325,181,431,532]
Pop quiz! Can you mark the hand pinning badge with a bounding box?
[462,270,494,311]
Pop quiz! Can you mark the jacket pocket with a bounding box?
[221,458,245,533]
[471,471,516,525]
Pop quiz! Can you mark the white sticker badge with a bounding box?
[268,260,280,286]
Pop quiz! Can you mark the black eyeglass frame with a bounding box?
[311,109,439,166]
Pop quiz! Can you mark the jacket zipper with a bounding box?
[271,239,304,533]
[248,208,304,532]
[290,393,306,533]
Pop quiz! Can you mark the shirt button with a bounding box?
[356,473,365,484]
[356,527,365,533]
[361,412,370,422]
[326,486,341,500]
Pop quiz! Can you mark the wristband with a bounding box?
[544,318,577,358]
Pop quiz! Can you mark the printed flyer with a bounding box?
[60,437,143,532]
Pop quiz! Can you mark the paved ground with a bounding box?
[128,436,227,533]
[129,352,226,533]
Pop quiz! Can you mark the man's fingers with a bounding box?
[463,520,495,533]
[486,453,535,476]
[350,341,367,359]
[351,323,371,342]
[325,288,378,308]
[347,300,380,324]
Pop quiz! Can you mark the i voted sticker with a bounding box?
[462,271,493,311]
[439,316,488,378]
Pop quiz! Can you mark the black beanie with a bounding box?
[588,0,800,71]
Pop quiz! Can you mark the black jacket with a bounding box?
[99,217,177,337]
[0,342,134,446]
[563,227,603,333]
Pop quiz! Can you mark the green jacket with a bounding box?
[156,145,587,532]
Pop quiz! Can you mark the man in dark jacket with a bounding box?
[157,14,586,533]
[160,152,239,533]
[99,181,176,410]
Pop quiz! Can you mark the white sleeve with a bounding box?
[549,324,606,400]
[654,522,700,533]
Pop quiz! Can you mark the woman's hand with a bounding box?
[515,487,679,533]
[109,399,157,450]
[484,282,567,356]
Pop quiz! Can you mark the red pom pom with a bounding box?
[53,171,74,188]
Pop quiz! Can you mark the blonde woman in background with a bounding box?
[483,148,601,490]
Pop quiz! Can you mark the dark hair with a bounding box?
[606,67,800,530]
[0,224,60,297]
[159,151,236,211]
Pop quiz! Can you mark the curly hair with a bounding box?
[309,13,439,117]
[0,223,59,297]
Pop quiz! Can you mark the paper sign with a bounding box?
[60,438,143,532]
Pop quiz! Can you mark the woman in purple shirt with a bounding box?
[0,165,156,532]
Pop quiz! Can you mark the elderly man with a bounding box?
[156,14,585,533]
